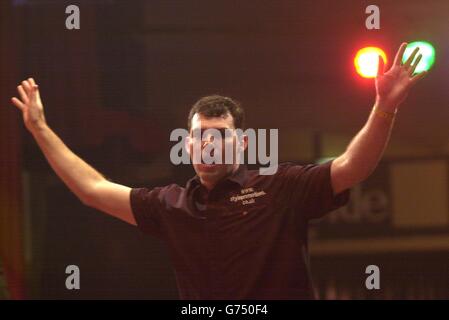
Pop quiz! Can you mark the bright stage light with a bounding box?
[354,47,387,78]
[402,41,435,74]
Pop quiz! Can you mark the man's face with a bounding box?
[188,113,246,187]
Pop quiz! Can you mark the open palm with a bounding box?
[375,43,427,111]
[11,78,47,131]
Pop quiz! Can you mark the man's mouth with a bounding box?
[197,163,220,171]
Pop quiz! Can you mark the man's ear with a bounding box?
[242,135,248,151]
[235,134,248,161]
[239,135,248,152]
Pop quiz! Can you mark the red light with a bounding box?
[354,47,387,78]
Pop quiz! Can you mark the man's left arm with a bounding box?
[331,42,428,195]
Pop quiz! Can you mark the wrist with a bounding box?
[28,121,48,135]
[374,97,398,114]
[372,104,397,122]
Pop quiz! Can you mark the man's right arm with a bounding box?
[11,78,136,225]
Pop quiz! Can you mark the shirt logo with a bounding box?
[229,187,267,205]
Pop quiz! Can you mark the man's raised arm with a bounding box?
[331,43,428,195]
[11,78,136,225]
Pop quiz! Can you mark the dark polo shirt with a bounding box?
[130,160,350,299]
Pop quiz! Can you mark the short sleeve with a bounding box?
[278,160,350,220]
[129,187,165,239]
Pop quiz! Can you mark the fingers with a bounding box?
[11,97,25,111]
[30,84,39,101]
[376,55,385,77]
[17,85,29,103]
[404,46,420,68]
[393,42,408,66]
[28,77,41,100]
[409,54,422,75]
[410,70,427,86]
[11,78,39,112]
[21,80,32,95]
[15,78,40,104]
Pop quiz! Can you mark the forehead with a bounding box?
[190,113,234,130]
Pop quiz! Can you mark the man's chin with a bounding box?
[197,163,222,172]
[195,164,232,182]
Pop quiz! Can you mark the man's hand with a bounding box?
[10,77,136,225]
[375,42,427,112]
[11,78,47,132]
[331,42,429,194]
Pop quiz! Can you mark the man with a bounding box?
[11,43,426,299]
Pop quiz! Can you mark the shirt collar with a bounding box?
[186,164,248,191]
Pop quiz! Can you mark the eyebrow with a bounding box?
[191,127,232,133]
[193,127,231,130]
[190,128,235,137]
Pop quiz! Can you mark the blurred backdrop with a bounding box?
[0,0,448,299]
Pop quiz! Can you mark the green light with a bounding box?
[402,41,435,74]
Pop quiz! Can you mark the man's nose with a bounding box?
[203,133,215,141]
[201,134,216,145]
[201,138,223,153]
[201,140,210,149]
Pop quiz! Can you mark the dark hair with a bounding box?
[187,95,245,131]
